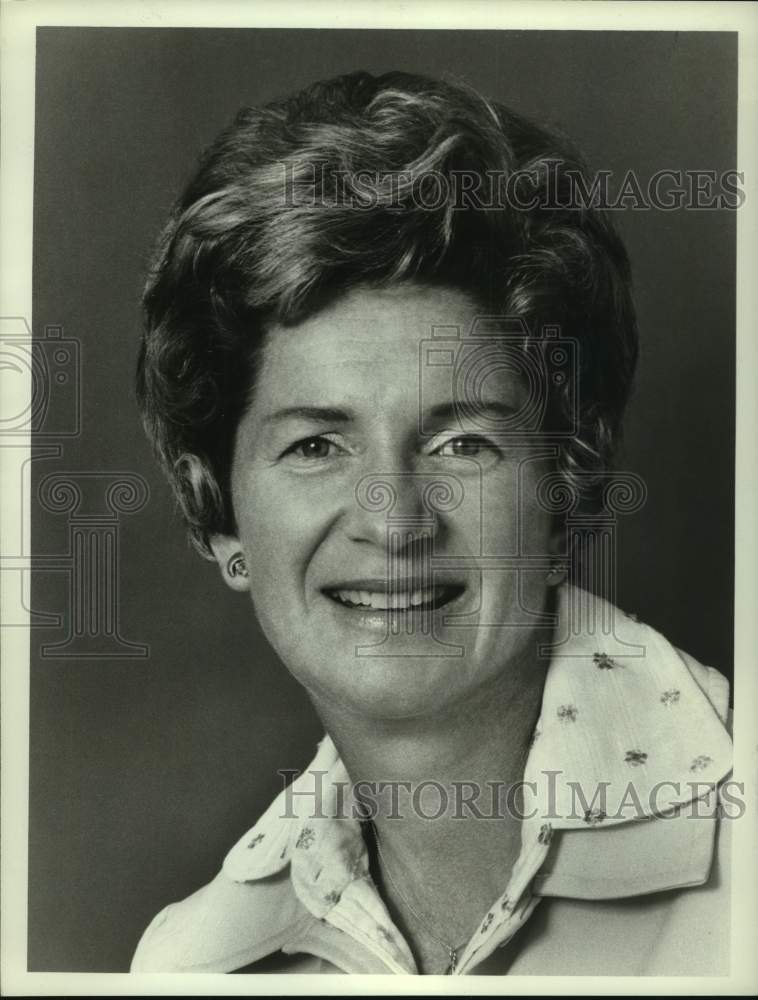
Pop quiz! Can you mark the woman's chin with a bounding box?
[300,654,485,724]
[261,592,530,723]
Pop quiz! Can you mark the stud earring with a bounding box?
[227,552,249,579]
[545,561,568,586]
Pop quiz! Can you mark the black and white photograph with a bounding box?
[1,1,756,993]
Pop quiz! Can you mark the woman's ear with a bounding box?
[208,534,251,593]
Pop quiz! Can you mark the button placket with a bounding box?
[455,835,553,974]
[320,877,418,974]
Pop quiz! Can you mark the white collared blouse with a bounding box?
[132,584,733,976]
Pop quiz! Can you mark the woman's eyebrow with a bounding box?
[261,405,354,426]
[424,401,519,424]
[260,401,519,428]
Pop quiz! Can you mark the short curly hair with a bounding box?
[136,70,638,556]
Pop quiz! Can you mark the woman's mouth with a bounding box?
[323,584,464,612]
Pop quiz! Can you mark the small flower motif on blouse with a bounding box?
[500,895,512,912]
[690,754,713,772]
[583,808,607,826]
[323,889,342,906]
[593,652,617,670]
[661,689,681,707]
[247,833,265,849]
[529,727,542,747]
[481,912,494,933]
[557,704,578,723]
[537,823,553,845]
[376,925,395,943]
[296,826,316,850]
[624,750,648,767]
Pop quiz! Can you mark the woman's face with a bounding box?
[216,283,559,721]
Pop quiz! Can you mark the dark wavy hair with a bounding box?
[136,70,638,556]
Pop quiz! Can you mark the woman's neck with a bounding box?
[308,640,548,972]
[313,636,547,802]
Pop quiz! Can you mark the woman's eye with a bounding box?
[435,434,501,459]
[283,436,340,461]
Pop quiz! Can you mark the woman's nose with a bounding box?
[343,467,461,552]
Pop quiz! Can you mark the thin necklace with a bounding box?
[370,822,469,975]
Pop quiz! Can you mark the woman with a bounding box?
[131,71,732,976]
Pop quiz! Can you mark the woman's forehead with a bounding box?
[251,284,529,423]
[255,284,465,381]
[270,283,481,341]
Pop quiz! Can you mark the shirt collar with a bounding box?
[523,582,732,828]
[223,582,732,900]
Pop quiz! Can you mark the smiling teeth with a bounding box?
[333,588,439,610]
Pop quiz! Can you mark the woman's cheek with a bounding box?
[477,463,531,557]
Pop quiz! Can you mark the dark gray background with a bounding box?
[30,28,736,971]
